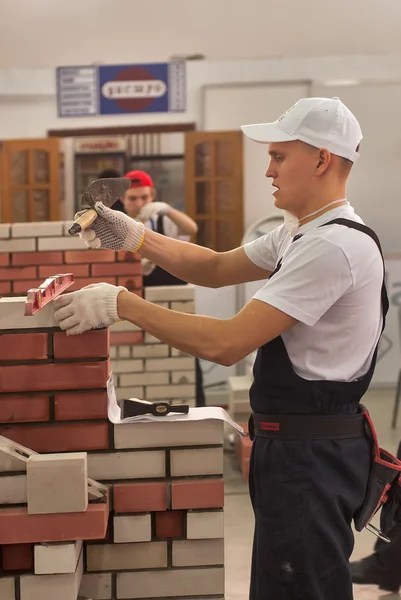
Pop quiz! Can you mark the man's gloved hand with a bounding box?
[137,202,171,222]
[77,202,145,251]
[53,283,127,335]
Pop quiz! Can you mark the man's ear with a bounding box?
[316,148,331,174]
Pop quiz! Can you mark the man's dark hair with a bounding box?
[98,168,121,179]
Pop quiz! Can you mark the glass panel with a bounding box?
[33,150,50,183]
[33,189,50,221]
[195,182,212,215]
[215,180,235,214]
[11,151,28,185]
[12,190,28,222]
[216,140,234,177]
[196,220,212,248]
[130,157,185,210]
[195,142,212,177]
[215,219,236,252]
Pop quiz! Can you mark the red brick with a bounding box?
[0,332,48,362]
[1,543,33,571]
[0,360,109,393]
[53,329,109,360]
[0,394,49,424]
[91,262,142,277]
[69,276,116,292]
[110,331,143,346]
[55,391,108,421]
[12,279,42,294]
[64,250,116,264]
[171,479,224,510]
[117,276,142,292]
[114,482,167,513]
[0,253,9,266]
[39,264,89,278]
[0,282,11,295]
[0,422,109,452]
[11,252,63,266]
[155,511,184,539]
[0,266,37,281]
[0,492,110,544]
[117,251,141,263]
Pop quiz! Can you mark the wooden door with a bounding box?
[185,131,243,251]
[1,138,60,223]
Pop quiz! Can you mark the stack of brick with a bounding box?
[0,221,196,406]
[0,293,225,599]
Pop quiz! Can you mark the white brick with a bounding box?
[187,511,225,539]
[144,285,194,302]
[21,549,83,600]
[11,222,64,238]
[119,371,169,387]
[79,573,112,600]
[110,359,143,374]
[171,348,191,357]
[110,321,141,332]
[170,300,195,313]
[27,453,88,515]
[172,539,224,567]
[171,448,224,477]
[117,567,224,599]
[38,236,86,251]
[146,384,195,400]
[0,451,27,473]
[87,451,165,480]
[117,346,130,358]
[0,474,27,504]
[114,420,224,450]
[0,224,11,239]
[0,296,56,330]
[132,344,169,358]
[109,346,117,359]
[34,541,83,575]
[171,397,196,407]
[145,357,194,372]
[0,577,15,600]
[153,301,169,308]
[115,386,144,401]
[172,370,196,384]
[0,238,35,253]
[144,333,161,344]
[113,514,151,543]
[86,542,166,572]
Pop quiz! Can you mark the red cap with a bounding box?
[124,170,154,189]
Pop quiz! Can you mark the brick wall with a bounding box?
[0,297,225,599]
[0,220,196,407]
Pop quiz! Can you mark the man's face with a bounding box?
[122,186,154,219]
[265,141,320,213]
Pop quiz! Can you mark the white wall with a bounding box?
[1,0,401,67]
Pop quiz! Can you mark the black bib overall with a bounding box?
[248,219,389,600]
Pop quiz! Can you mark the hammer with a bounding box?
[68,177,130,236]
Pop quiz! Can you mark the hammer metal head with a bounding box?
[80,177,131,210]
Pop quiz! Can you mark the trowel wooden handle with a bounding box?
[68,209,98,235]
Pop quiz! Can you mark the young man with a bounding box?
[54,97,387,600]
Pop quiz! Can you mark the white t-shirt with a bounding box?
[244,204,384,382]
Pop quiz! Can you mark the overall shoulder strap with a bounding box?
[157,213,165,235]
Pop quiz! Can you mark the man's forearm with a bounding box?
[117,290,230,364]
[167,207,198,236]
[139,229,220,287]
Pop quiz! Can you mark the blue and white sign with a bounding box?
[98,62,186,115]
[57,66,98,117]
[56,61,186,118]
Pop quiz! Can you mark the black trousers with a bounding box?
[249,435,371,600]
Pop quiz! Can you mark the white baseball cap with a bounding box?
[241,97,363,162]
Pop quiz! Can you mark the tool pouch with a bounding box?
[353,406,401,541]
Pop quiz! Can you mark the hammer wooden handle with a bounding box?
[68,209,98,235]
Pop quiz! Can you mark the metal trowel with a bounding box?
[68,177,130,235]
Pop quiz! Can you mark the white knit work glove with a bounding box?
[137,202,171,222]
[53,283,127,335]
[77,202,145,251]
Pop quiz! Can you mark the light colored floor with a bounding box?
[223,388,401,600]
